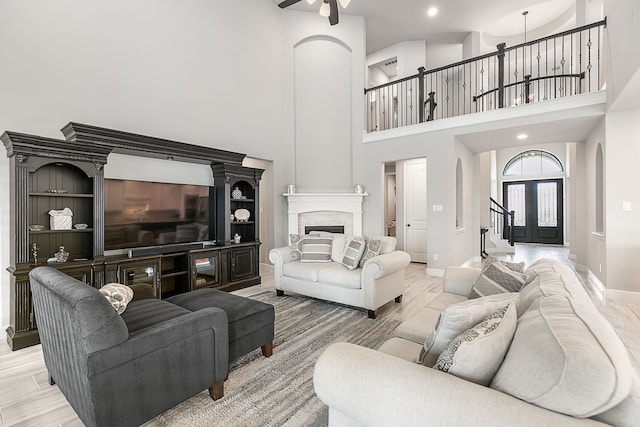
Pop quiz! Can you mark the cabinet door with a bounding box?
[191,251,220,289]
[118,258,160,298]
[230,246,256,282]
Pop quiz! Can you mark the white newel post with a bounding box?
[284,192,368,237]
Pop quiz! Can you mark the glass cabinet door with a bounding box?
[192,251,220,289]
[118,258,160,298]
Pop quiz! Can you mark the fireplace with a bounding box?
[284,192,367,237]
[305,225,345,234]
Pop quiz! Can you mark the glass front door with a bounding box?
[503,179,563,244]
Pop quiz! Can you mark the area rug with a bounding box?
[156,290,401,427]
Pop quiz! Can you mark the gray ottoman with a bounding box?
[167,288,275,362]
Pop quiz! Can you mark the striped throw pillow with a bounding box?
[341,237,366,270]
[468,262,528,299]
[299,237,333,262]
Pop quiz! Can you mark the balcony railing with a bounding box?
[365,19,606,133]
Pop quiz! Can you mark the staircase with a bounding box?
[484,197,515,256]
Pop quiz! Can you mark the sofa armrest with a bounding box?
[442,266,481,296]
[87,307,229,379]
[362,250,411,280]
[314,343,605,427]
[269,246,295,269]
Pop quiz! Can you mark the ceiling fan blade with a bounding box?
[278,0,303,9]
[328,0,339,25]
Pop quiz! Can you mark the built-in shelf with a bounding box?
[29,229,94,234]
[30,193,94,198]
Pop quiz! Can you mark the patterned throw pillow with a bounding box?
[434,303,517,386]
[359,238,382,267]
[341,237,366,270]
[289,234,332,262]
[483,255,525,273]
[419,292,519,367]
[99,283,134,314]
[468,262,528,299]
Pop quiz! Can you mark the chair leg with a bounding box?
[367,309,377,319]
[395,294,403,303]
[209,380,224,401]
[261,341,273,357]
[276,290,284,296]
[49,375,56,386]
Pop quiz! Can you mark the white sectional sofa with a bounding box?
[269,235,411,318]
[314,258,640,426]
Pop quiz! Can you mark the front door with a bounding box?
[503,179,563,244]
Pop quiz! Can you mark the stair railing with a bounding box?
[489,197,515,247]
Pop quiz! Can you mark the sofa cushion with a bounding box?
[316,264,362,289]
[359,238,382,267]
[282,261,327,282]
[517,272,573,316]
[377,236,397,254]
[435,302,517,386]
[491,295,634,417]
[420,292,520,367]
[378,337,423,363]
[393,306,443,344]
[121,299,192,336]
[592,373,640,427]
[341,237,366,270]
[468,262,527,299]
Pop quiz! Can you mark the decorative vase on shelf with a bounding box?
[234,233,241,244]
[232,187,243,199]
[54,246,69,263]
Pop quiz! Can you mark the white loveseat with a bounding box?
[314,258,640,426]
[269,235,411,318]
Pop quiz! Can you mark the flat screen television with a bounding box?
[104,178,211,251]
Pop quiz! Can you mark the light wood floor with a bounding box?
[0,246,638,426]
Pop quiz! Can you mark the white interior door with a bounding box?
[404,158,428,263]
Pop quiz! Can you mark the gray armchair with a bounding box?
[29,267,229,427]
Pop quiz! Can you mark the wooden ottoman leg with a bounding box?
[209,380,224,400]
[261,341,273,357]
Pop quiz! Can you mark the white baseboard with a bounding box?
[587,269,606,293]
[607,289,640,304]
[426,267,445,277]
[461,257,481,268]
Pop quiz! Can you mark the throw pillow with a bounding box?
[99,283,134,314]
[289,234,333,262]
[419,292,519,367]
[434,302,517,386]
[483,255,525,273]
[299,237,333,262]
[468,262,528,299]
[341,237,366,270]
[359,237,382,267]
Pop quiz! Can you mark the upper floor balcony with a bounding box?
[365,19,607,134]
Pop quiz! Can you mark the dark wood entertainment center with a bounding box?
[2,122,264,350]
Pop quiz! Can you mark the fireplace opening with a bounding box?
[305,225,345,234]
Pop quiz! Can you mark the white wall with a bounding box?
[425,43,463,70]
[281,11,366,196]
[583,119,606,282]
[453,139,476,265]
[605,108,640,292]
[0,0,292,340]
[366,40,426,81]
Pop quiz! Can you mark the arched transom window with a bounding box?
[503,150,564,176]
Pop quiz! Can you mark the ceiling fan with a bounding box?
[278,0,351,26]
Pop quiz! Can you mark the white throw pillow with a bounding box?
[434,302,517,386]
[419,292,519,367]
[99,283,134,314]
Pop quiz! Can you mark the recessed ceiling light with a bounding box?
[427,7,438,17]
[517,133,528,140]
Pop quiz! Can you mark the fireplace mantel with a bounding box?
[284,192,368,237]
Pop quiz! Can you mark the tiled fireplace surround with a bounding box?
[284,192,368,239]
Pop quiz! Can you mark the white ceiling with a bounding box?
[275,0,578,53]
